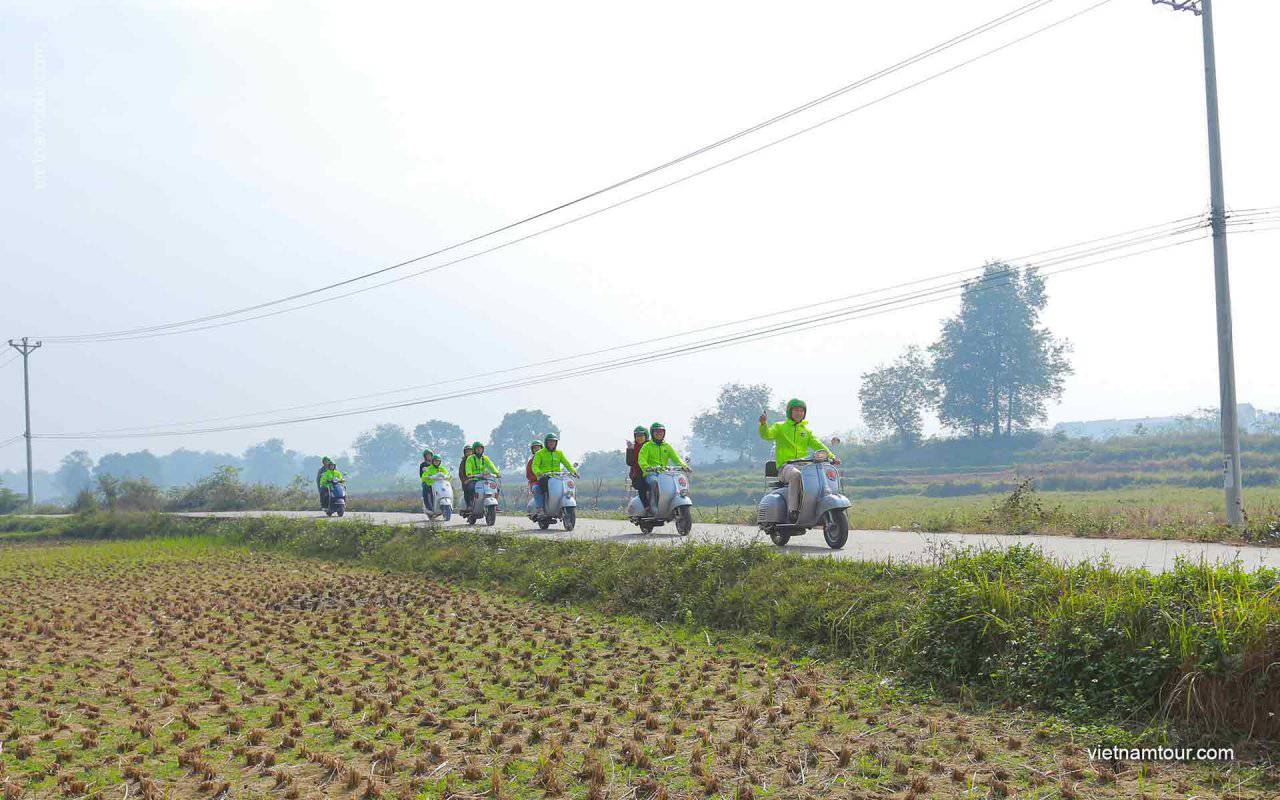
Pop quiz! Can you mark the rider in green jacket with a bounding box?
[758,399,839,522]
[530,433,578,514]
[637,422,689,515]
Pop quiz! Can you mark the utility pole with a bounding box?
[7,337,42,511]
[1152,0,1244,526]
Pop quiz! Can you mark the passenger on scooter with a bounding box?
[637,422,690,515]
[316,456,335,510]
[624,426,650,511]
[530,433,578,514]
[421,454,449,512]
[758,399,840,523]
[418,449,435,478]
[526,441,543,513]
[318,461,346,513]
[459,446,474,509]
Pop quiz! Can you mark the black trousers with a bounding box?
[631,475,650,509]
[463,480,475,509]
[421,484,434,511]
[319,487,330,510]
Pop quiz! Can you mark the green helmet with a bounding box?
[633,426,648,436]
[787,398,807,412]
[470,441,484,450]
[422,449,433,459]
[530,440,542,449]
[649,422,666,435]
[543,432,559,444]
[322,456,333,464]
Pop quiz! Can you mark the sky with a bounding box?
[2,0,1278,471]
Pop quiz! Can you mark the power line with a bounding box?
[36,0,1115,344]
[0,435,22,450]
[41,211,1217,438]
[35,222,1229,441]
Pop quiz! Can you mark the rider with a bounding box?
[420,454,450,512]
[458,445,474,509]
[318,459,345,512]
[464,442,500,509]
[624,426,650,511]
[637,422,689,515]
[530,432,578,515]
[758,399,839,523]
[316,456,335,510]
[525,440,543,512]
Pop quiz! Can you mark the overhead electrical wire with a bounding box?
[37,216,1254,442]
[35,0,1116,344]
[40,210,1217,437]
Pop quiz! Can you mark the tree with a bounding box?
[96,450,163,483]
[413,419,467,461]
[351,424,418,478]
[55,450,95,498]
[691,383,778,462]
[929,263,1071,438]
[858,346,936,446]
[489,410,558,471]
[242,439,301,486]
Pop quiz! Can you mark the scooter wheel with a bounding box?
[336,507,344,518]
[674,505,693,536]
[768,530,790,547]
[538,518,551,530]
[639,522,654,535]
[443,507,452,522]
[822,509,849,550]
[467,516,476,526]
[484,506,496,526]
[324,510,333,518]
[562,507,576,532]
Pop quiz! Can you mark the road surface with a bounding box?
[182,510,1280,573]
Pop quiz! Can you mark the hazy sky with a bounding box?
[2,0,1278,471]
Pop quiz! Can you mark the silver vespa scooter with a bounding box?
[626,467,694,535]
[466,472,500,526]
[526,470,578,531]
[755,451,851,549]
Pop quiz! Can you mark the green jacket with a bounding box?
[464,454,500,479]
[758,419,832,464]
[531,448,575,477]
[319,468,345,488]
[637,440,687,470]
[421,465,450,483]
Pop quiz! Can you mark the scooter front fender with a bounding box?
[818,494,851,516]
[561,496,578,508]
[672,496,693,509]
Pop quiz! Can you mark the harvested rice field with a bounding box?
[0,537,1274,799]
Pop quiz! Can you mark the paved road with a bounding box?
[183,510,1280,573]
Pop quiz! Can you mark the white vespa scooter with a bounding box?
[755,451,851,549]
[626,467,694,535]
[526,470,577,531]
[423,472,454,523]
[466,472,500,527]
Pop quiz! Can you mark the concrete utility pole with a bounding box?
[7,337,42,511]
[1152,0,1244,526]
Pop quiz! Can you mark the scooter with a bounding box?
[526,470,577,531]
[324,479,347,518]
[423,473,453,522]
[626,467,694,535]
[755,451,851,549]
[466,473,500,527]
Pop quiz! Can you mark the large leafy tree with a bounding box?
[96,450,164,483]
[55,450,95,497]
[929,263,1071,438]
[413,419,467,461]
[858,346,935,445]
[241,438,302,485]
[351,424,418,478]
[691,383,778,462]
[489,409,558,471]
